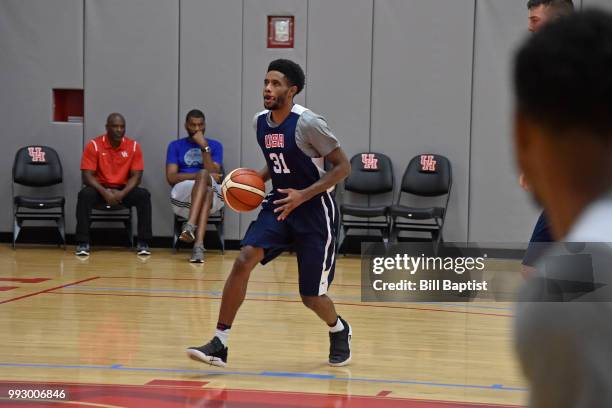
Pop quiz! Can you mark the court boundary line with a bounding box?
[0,364,527,394]
[46,291,513,317]
[0,277,99,305]
[0,378,523,407]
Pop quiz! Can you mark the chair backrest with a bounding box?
[13,146,63,187]
[345,152,394,194]
[400,154,451,197]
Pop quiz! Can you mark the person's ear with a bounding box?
[288,85,298,98]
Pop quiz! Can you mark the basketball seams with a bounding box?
[224,180,266,198]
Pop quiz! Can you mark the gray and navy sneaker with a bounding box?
[75,243,90,257]
[179,222,196,243]
[136,242,151,256]
[190,245,205,263]
[186,337,228,367]
[329,316,352,366]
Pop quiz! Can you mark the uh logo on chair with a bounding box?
[420,154,437,172]
[27,147,46,162]
[361,153,378,170]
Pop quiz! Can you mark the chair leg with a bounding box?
[173,217,180,253]
[382,229,390,249]
[432,230,442,256]
[127,210,134,248]
[218,222,225,254]
[389,218,399,244]
[57,214,66,249]
[125,220,133,248]
[13,217,20,249]
[337,224,346,255]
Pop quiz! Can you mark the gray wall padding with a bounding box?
[0,0,84,233]
[1,0,572,244]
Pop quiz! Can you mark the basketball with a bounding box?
[221,168,266,212]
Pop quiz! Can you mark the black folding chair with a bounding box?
[12,146,65,248]
[389,154,452,253]
[338,152,394,253]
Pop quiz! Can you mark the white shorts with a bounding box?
[170,178,224,219]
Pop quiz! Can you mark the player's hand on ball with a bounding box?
[274,188,307,221]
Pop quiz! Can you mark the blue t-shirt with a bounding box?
[166,137,223,173]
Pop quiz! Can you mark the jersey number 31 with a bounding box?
[269,152,291,174]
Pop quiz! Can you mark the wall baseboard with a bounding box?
[1,228,524,259]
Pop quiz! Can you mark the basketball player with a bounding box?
[521,0,574,277]
[186,59,352,367]
[513,9,612,406]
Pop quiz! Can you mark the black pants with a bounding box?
[75,186,152,244]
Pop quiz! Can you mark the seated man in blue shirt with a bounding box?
[166,109,224,263]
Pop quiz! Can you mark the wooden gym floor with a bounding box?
[0,245,526,407]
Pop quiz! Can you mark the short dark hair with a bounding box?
[267,59,305,95]
[527,0,574,16]
[514,9,612,138]
[185,109,205,122]
[106,112,125,124]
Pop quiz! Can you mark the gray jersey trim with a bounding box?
[254,105,340,159]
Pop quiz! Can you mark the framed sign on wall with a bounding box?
[267,16,294,48]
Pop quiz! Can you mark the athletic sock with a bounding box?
[328,317,344,333]
[215,322,231,346]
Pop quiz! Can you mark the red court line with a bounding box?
[0,380,522,408]
[0,286,18,291]
[377,390,393,397]
[102,276,362,287]
[0,277,99,305]
[47,291,512,317]
[0,278,50,283]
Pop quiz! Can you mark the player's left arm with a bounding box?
[274,150,350,221]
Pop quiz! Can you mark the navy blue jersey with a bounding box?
[245,104,341,295]
[255,105,334,209]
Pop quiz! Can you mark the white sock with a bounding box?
[329,317,344,333]
[215,328,230,347]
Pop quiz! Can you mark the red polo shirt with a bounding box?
[80,134,144,188]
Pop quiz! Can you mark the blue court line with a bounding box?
[60,285,514,312]
[260,371,336,379]
[0,362,526,392]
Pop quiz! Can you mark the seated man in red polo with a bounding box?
[75,113,152,257]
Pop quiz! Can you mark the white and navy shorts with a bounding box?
[170,178,224,219]
[241,192,338,296]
